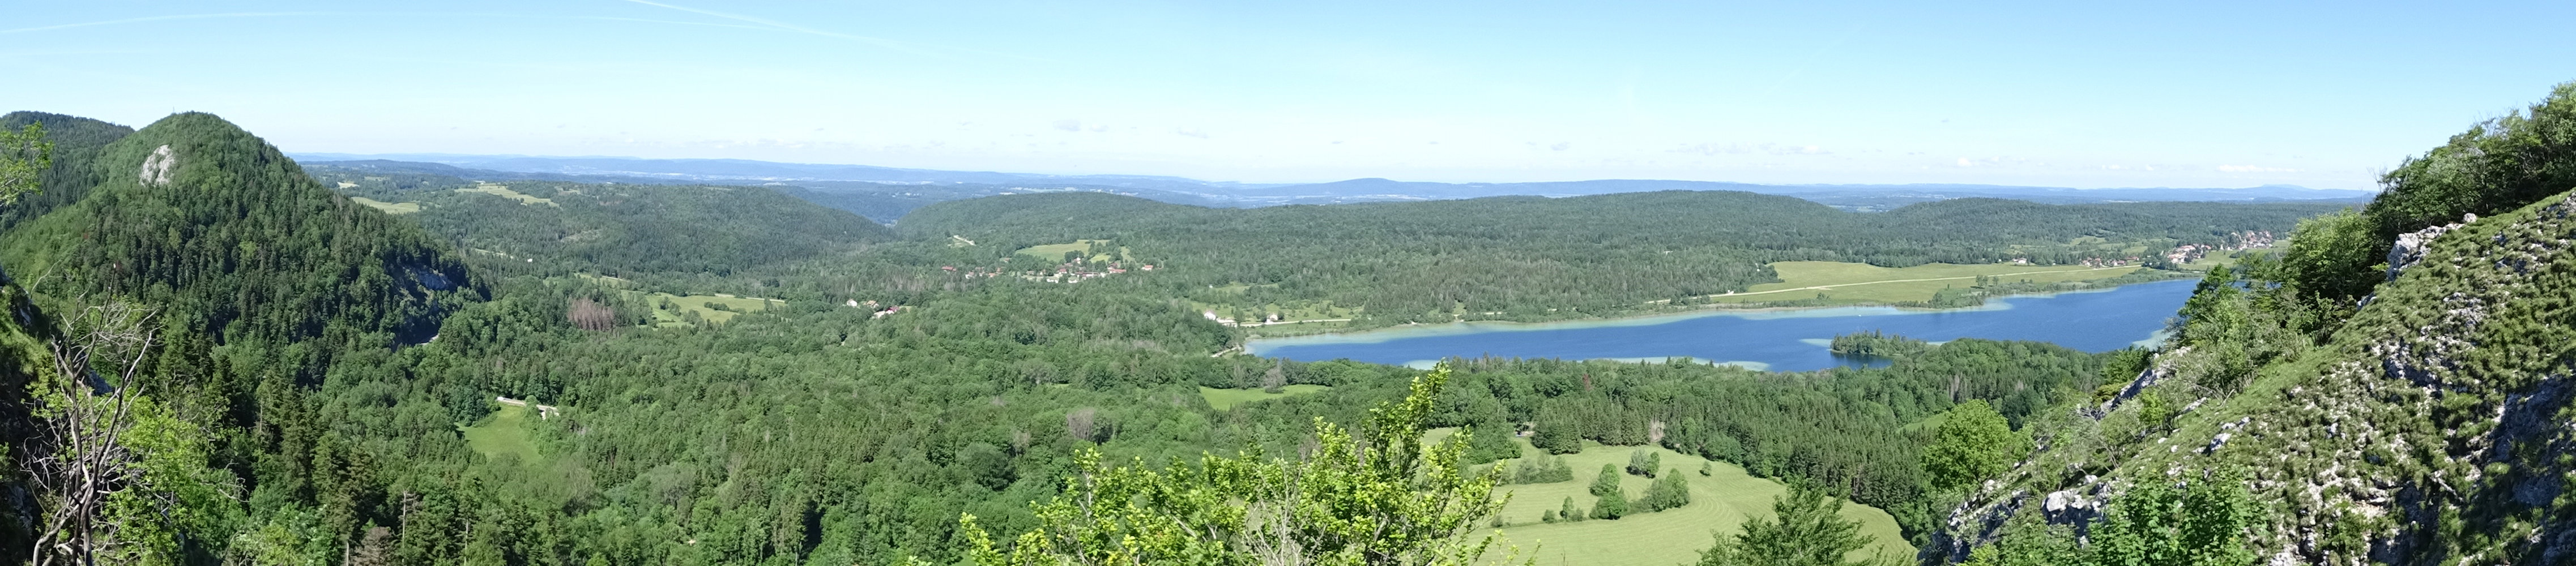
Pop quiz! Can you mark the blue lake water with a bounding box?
[1247,279,2196,372]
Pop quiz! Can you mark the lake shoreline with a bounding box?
[1245,278,2193,353]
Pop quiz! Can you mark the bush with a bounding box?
[1511,454,1575,484]
[1589,464,1623,496]
[1591,490,1629,520]
[1639,471,1691,512]
[1626,449,1661,477]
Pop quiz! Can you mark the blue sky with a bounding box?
[8,1,2574,188]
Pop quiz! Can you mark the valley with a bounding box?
[1,78,2571,566]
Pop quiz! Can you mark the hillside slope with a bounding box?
[1937,83,2576,565]
[0,112,476,345]
[303,164,896,277]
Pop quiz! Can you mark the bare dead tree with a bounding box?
[567,297,617,331]
[24,301,164,566]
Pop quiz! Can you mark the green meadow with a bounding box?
[349,196,421,214]
[1014,239,1128,263]
[457,183,556,206]
[1196,384,1330,410]
[1485,441,1911,566]
[632,291,782,325]
[459,403,540,463]
[1701,260,2140,306]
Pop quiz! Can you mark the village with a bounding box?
[941,258,1157,284]
[2160,229,2279,266]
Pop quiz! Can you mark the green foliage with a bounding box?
[1530,413,1583,454]
[1828,331,1929,359]
[1510,453,1575,484]
[1695,482,1884,566]
[2273,208,2379,303]
[0,123,52,206]
[1924,400,2024,491]
[2368,82,2576,246]
[1589,464,1624,497]
[1958,523,2080,566]
[1625,449,1661,477]
[1558,496,1583,522]
[1461,422,1522,465]
[1589,489,1628,520]
[2083,473,2261,566]
[956,365,1523,566]
[901,191,2335,328]
[1637,471,1691,512]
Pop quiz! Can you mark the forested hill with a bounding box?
[0,112,476,346]
[1934,83,2576,565]
[302,164,895,280]
[0,112,135,232]
[897,190,2345,325]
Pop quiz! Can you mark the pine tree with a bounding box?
[1696,483,1880,566]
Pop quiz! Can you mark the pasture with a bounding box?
[349,196,421,214]
[1485,441,1912,566]
[457,183,557,206]
[630,291,783,325]
[459,404,540,463]
[1699,260,2140,306]
[1197,384,1330,410]
[1014,239,1128,263]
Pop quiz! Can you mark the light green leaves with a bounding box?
[958,364,1522,566]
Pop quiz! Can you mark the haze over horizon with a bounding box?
[12,1,2576,189]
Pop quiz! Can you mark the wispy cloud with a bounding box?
[1,12,329,35]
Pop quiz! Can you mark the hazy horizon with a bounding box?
[16,1,2576,189]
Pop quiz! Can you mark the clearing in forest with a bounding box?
[1485,440,1912,566]
[459,403,540,463]
[457,183,557,206]
[349,196,421,214]
[628,290,782,325]
[1197,384,1330,410]
[1013,239,1128,263]
[1698,260,2140,305]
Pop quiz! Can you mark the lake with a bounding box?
[1247,279,2195,372]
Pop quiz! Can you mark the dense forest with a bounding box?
[896,190,2339,327]
[0,102,2465,566]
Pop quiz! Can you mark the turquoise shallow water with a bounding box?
[1247,279,2194,372]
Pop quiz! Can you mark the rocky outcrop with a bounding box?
[1935,194,2576,565]
[137,144,173,187]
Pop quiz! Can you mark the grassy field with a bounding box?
[1699,260,2141,306]
[457,183,556,206]
[1485,441,1912,566]
[349,196,421,214]
[1014,239,1128,263]
[459,404,540,463]
[1197,384,1330,409]
[630,291,783,325]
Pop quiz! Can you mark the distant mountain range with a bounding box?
[289,153,2376,213]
